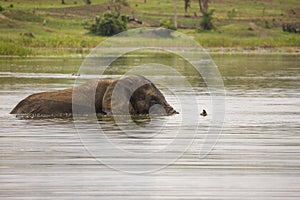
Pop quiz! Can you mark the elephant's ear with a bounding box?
[102,80,135,115]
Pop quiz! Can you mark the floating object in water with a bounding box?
[200,109,207,117]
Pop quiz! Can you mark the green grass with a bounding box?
[0,0,299,56]
[0,40,33,56]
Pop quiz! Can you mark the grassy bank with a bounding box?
[0,0,299,56]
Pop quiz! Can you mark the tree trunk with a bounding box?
[184,0,190,14]
[198,0,209,14]
[174,0,177,28]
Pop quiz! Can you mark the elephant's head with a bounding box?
[102,75,178,115]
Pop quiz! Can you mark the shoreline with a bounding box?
[0,46,299,58]
[205,46,300,55]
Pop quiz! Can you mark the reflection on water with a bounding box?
[0,54,300,199]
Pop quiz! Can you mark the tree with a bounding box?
[198,0,209,14]
[197,0,214,30]
[173,0,177,28]
[61,0,65,4]
[184,0,191,14]
[86,0,91,4]
[110,0,129,17]
[199,10,214,30]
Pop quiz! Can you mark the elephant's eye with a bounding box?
[137,96,144,101]
[150,99,156,104]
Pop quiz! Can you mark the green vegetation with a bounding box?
[0,5,4,12]
[0,0,299,56]
[160,18,177,30]
[199,10,214,31]
[88,12,127,36]
[227,8,237,20]
[0,40,32,56]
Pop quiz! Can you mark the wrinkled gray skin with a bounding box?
[10,75,178,116]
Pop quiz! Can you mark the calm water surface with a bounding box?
[0,54,299,199]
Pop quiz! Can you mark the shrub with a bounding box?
[89,12,127,36]
[282,23,300,34]
[264,20,271,29]
[227,8,237,20]
[160,18,177,30]
[199,10,214,31]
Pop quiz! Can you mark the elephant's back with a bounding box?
[10,89,73,115]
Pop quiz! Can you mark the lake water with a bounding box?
[0,54,299,199]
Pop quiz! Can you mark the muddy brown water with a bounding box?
[0,54,299,199]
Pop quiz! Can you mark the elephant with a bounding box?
[10,75,178,116]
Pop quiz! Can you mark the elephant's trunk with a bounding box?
[165,105,179,115]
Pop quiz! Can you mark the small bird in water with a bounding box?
[200,109,207,117]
